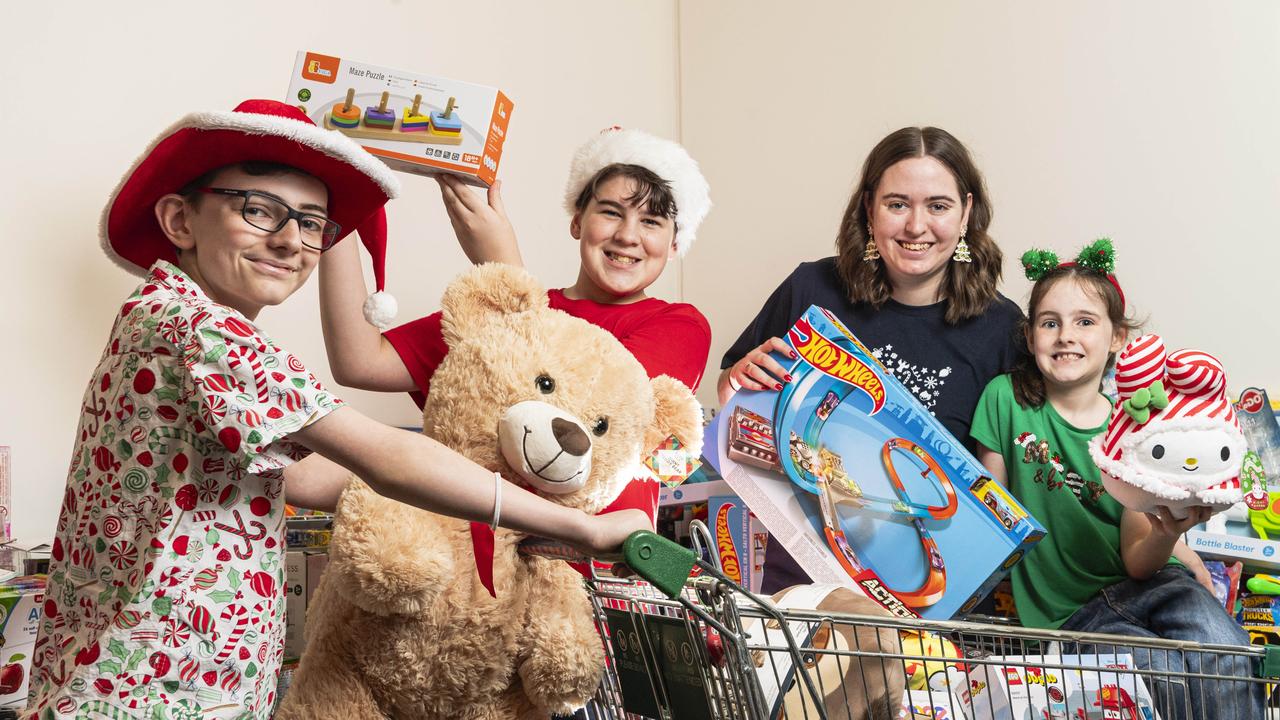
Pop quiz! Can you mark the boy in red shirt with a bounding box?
[318,128,713,545]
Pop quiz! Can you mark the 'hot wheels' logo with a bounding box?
[715,504,741,583]
[788,317,886,415]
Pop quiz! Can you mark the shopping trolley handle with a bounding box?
[623,530,698,599]
[516,531,696,599]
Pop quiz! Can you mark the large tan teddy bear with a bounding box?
[277,264,703,719]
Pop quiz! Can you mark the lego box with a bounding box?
[286,51,513,186]
[898,689,968,719]
[718,306,1044,619]
[966,653,1161,720]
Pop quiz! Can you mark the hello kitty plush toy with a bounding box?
[1089,334,1246,519]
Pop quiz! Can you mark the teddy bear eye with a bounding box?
[535,375,555,394]
[592,417,609,436]
[1221,446,1231,462]
[1151,444,1165,460]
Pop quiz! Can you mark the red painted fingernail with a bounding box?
[790,351,798,359]
[775,383,784,391]
[784,374,794,383]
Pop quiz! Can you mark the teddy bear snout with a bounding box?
[553,417,591,456]
[498,401,593,494]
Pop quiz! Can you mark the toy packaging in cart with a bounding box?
[966,653,1161,720]
[718,306,1045,619]
[0,578,43,708]
[286,51,513,185]
[708,495,767,593]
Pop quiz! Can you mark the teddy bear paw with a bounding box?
[518,649,605,715]
[333,543,454,616]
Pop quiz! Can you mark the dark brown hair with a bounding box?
[835,127,1000,325]
[574,163,678,227]
[177,161,313,205]
[1011,266,1141,408]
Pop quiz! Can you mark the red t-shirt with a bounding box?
[386,289,710,407]
[384,288,711,530]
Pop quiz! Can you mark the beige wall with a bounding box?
[5,1,1280,544]
[0,1,680,543]
[680,0,1280,407]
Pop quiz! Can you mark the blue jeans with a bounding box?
[1058,565,1264,720]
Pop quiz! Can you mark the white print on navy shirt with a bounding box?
[871,344,951,412]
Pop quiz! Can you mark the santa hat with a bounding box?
[562,127,710,257]
[1090,334,1246,505]
[100,99,402,328]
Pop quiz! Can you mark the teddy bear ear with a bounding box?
[440,263,549,344]
[643,375,704,459]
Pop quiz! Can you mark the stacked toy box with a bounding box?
[285,51,513,186]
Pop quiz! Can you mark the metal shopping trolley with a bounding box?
[578,531,1280,720]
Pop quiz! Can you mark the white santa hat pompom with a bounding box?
[363,290,398,331]
[354,210,396,329]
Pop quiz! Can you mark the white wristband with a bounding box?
[490,471,503,532]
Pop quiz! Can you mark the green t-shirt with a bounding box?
[971,374,1128,629]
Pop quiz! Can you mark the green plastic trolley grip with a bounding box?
[622,530,697,600]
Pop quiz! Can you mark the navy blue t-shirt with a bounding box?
[721,257,1025,592]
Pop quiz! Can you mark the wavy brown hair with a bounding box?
[1010,265,1140,408]
[574,163,678,223]
[835,127,1000,325]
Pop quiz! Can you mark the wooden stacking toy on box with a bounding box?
[324,89,465,145]
[288,50,514,186]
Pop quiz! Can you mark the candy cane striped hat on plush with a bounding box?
[101,99,403,327]
[1090,334,1246,502]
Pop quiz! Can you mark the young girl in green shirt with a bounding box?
[970,241,1257,718]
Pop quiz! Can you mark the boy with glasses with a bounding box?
[196,186,343,249]
[24,100,648,720]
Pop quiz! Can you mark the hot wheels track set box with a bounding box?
[717,306,1044,619]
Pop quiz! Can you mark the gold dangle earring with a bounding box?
[863,223,880,262]
[953,227,972,263]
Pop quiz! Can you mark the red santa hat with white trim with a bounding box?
[100,98,402,328]
[562,126,711,257]
[1089,334,1246,511]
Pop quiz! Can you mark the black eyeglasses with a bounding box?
[200,188,342,251]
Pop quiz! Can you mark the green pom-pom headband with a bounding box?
[1076,237,1116,275]
[1020,248,1060,281]
[1021,237,1125,308]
